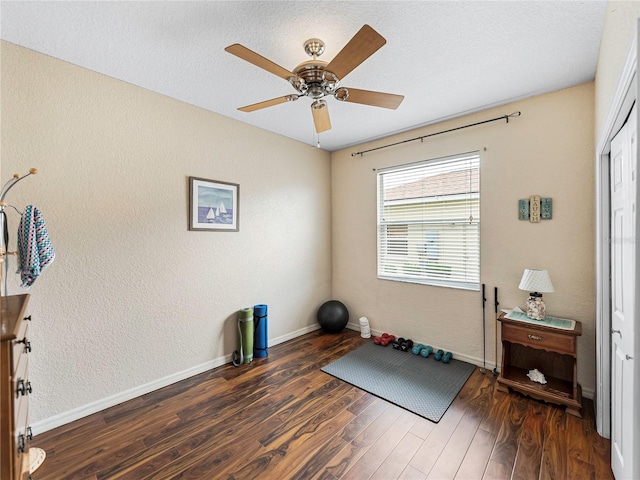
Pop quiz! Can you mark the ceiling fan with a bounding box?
[225,25,404,133]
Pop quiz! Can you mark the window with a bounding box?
[377,151,480,290]
[386,224,408,256]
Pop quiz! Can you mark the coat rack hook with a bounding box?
[0,167,38,203]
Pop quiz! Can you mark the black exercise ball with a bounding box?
[317,300,349,333]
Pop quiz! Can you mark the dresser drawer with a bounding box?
[13,314,28,343]
[15,395,29,450]
[12,323,30,372]
[12,349,30,400]
[14,423,29,480]
[502,322,576,356]
[14,397,28,445]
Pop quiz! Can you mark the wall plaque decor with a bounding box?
[518,196,552,221]
[529,195,541,223]
[541,197,552,219]
[518,199,530,220]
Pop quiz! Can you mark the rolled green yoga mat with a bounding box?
[232,307,254,366]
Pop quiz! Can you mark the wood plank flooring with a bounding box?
[32,329,613,479]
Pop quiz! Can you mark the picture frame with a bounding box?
[189,176,239,231]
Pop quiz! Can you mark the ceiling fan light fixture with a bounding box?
[323,71,338,83]
[288,76,307,93]
[308,84,326,99]
[334,87,349,101]
[227,25,402,134]
[311,99,327,110]
[303,38,325,58]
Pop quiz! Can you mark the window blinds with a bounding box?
[377,152,480,290]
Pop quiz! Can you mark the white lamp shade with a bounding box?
[519,269,554,293]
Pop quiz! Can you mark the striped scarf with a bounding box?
[17,205,55,288]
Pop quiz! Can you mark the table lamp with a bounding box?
[519,269,554,320]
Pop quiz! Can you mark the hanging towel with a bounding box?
[17,205,55,288]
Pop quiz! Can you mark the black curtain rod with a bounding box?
[351,111,521,157]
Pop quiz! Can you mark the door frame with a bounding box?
[595,22,638,438]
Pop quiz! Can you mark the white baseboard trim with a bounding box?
[32,355,232,435]
[34,321,592,434]
[33,323,323,435]
[346,324,595,400]
[271,323,322,346]
[347,323,500,371]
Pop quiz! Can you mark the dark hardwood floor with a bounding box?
[32,329,613,479]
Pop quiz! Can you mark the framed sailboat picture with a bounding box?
[189,177,239,231]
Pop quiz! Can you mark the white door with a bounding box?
[610,103,636,480]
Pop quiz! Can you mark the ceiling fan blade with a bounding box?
[311,101,331,133]
[225,43,296,81]
[324,25,386,80]
[238,95,298,112]
[341,88,404,109]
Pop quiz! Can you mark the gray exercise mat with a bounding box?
[321,342,475,422]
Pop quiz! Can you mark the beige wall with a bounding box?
[1,41,332,427]
[331,83,596,395]
[595,1,640,134]
[4,1,633,428]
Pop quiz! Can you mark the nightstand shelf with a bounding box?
[499,365,575,398]
[497,313,582,417]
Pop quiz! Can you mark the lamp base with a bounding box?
[526,294,546,320]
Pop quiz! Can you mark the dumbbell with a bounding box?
[380,334,395,347]
[411,344,425,355]
[442,352,453,363]
[400,339,414,352]
[420,346,433,358]
[434,349,444,361]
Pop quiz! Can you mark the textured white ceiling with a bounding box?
[1,1,606,151]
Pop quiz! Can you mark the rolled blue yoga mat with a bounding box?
[254,304,268,358]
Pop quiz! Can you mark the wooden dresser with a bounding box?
[1,294,32,480]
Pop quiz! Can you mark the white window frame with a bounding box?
[377,151,480,291]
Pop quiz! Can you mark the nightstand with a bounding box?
[496,313,582,417]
